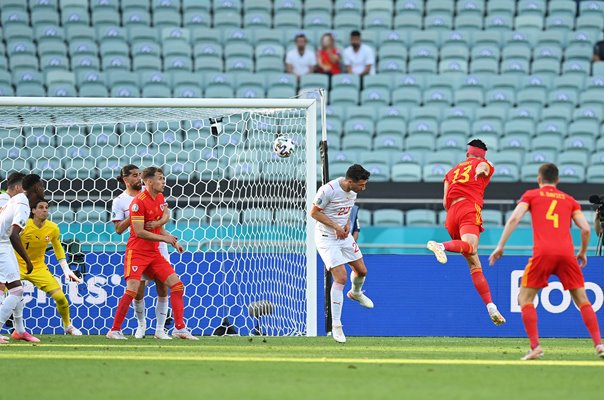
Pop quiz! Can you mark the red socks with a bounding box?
[470,268,493,305]
[521,303,540,349]
[579,303,603,347]
[111,289,136,331]
[443,240,473,255]
[170,282,185,330]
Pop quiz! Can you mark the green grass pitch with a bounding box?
[2,336,603,400]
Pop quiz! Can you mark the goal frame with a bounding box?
[0,96,318,337]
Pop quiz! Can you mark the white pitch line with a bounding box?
[0,353,602,367]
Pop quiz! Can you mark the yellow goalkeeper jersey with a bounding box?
[15,219,66,270]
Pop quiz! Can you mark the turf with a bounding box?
[2,336,603,400]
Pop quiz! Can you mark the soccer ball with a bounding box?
[273,136,295,158]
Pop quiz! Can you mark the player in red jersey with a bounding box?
[107,167,198,340]
[490,163,603,360]
[426,139,506,325]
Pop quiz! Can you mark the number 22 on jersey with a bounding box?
[546,200,559,228]
[451,165,472,184]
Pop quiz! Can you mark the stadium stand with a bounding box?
[0,0,602,227]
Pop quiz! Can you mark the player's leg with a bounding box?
[132,279,148,339]
[518,286,543,360]
[569,288,603,356]
[107,278,141,339]
[154,257,197,340]
[329,265,347,343]
[153,279,171,339]
[347,258,374,308]
[0,282,6,342]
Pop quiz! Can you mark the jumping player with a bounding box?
[107,167,196,340]
[0,174,45,343]
[14,198,83,335]
[489,163,604,360]
[111,164,172,339]
[426,139,506,325]
[310,164,374,344]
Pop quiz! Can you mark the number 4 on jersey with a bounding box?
[546,200,559,228]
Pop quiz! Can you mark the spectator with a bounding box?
[285,34,317,77]
[316,33,341,75]
[343,30,375,76]
[349,205,361,241]
[594,40,604,62]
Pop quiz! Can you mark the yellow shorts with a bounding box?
[20,265,61,293]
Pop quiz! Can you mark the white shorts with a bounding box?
[0,244,21,283]
[316,234,363,270]
[142,245,170,281]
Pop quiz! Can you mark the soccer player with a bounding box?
[111,164,172,339]
[426,139,506,325]
[489,163,604,360]
[310,164,374,343]
[107,167,197,340]
[0,174,45,343]
[14,198,82,336]
[349,205,361,241]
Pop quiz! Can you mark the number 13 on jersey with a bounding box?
[451,165,472,184]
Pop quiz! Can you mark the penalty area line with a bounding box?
[0,353,602,367]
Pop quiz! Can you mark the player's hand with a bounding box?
[145,220,161,230]
[65,271,82,283]
[344,221,350,235]
[577,252,588,268]
[25,261,34,275]
[174,242,185,254]
[163,235,178,247]
[489,247,504,266]
[334,226,347,240]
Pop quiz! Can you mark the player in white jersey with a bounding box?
[310,164,374,343]
[111,164,172,340]
[0,174,45,343]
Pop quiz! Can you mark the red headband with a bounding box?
[467,145,486,159]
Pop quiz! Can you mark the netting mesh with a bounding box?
[0,102,315,336]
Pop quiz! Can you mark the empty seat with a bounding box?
[373,209,404,226]
[406,209,437,226]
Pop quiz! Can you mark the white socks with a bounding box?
[155,297,169,333]
[13,296,25,334]
[331,282,344,326]
[134,299,146,328]
[0,287,23,332]
[351,272,365,295]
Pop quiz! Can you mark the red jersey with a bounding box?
[444,158,494,209]
[127,189,165,253]
[519,186,582,257]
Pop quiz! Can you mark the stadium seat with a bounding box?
[406,209,437,226]
[373,209,404,226]
[423,163,451,182]
[587,165,604,183]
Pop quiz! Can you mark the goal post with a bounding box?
[0,96,317,337]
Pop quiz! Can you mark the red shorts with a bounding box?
[445,200,484,240]
[522,254,585,290]
[124,249,175,282]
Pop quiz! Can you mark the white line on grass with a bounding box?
[0,353,602,367]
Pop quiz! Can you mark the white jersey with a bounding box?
[313,178,357,237]
[0,193,30,244]
[0,192,9,208]
[111,190,169,256]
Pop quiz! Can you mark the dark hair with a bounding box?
[142,166,163,181]
[6,172,26,189]
[22,174,41,191]
[594,40,604,60]
[346,164,370,181]
[350,30,361,38]
[295,33,306,40]
[30,198,49,219]
[539,163,559,184]
[467,139,488,151]
[117,164,139,184]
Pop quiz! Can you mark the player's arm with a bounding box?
[10,226,34,274]
[159,226,184,254]
[145,206,170,230]
[442,180,449,209]
[132,218,176,245]
[572,211,591,267]
[310,205,347,239]
[50,226,81,283]
[489,203,529,265]
[113,217,131,234]
[594,209,601,236]
[475,162,491,179]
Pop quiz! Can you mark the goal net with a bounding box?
[0,97,317,337]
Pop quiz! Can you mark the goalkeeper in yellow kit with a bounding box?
[14,198,83,336]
